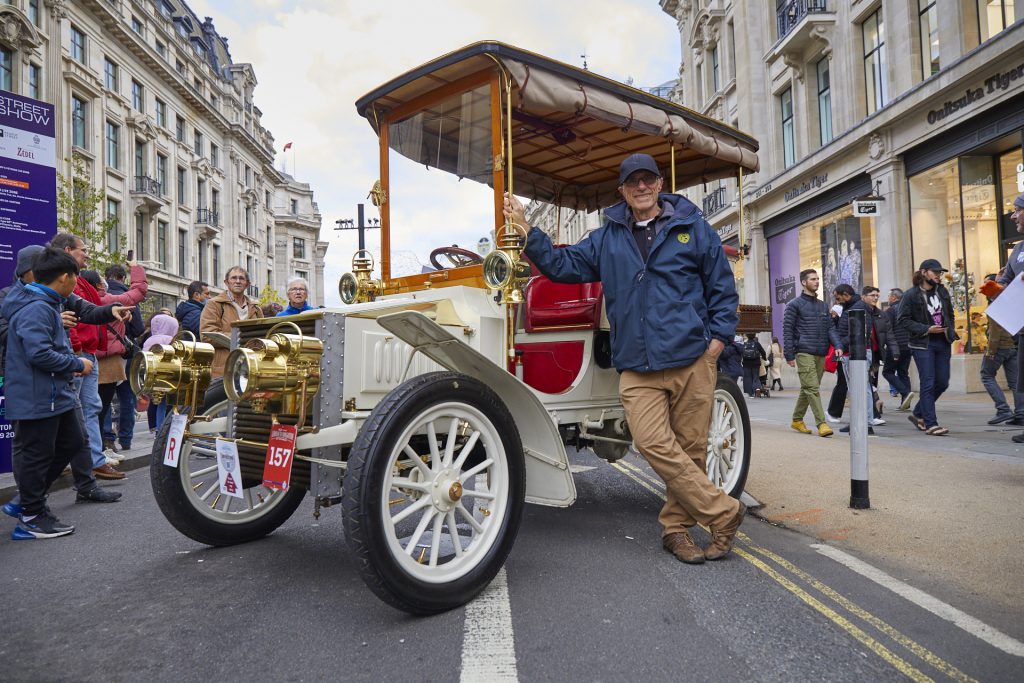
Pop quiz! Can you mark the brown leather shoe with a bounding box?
[93,464,126,480]
[705,501,747,561]
[662,529,705,564]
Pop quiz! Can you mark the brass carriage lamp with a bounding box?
[483,221,531,304]
[224,321,323,416]
[129,333,215,407]
[338,249,383,305]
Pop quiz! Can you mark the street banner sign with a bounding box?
[164,412,188,467]
[0,91,57,474]
[262,423,297,490]
[215,439,244,498]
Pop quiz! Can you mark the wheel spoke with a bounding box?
[189,464,219,479]
[451,430,481,472]
[199,480,219,501]
[429,513,444,567]
[456,503,484,533]
[426,420,441,464]
[391,496,431,525]
[460,458,493,483]
[390,477,430,493]
[460,488,495,501]
[245,487,253,511]
[404,508,435,555]
[443,417,460,467]
[446,510,462,557]
[402,445,432,478]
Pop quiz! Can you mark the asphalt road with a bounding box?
[1,448,1021,683]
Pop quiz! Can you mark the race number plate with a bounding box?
[215,439,244,499]
[163,413,188,468]
[262,423,297,490]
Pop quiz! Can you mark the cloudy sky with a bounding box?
[187,0,682,304]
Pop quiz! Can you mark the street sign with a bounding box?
[852,200,880,217]
[262,423,297,490]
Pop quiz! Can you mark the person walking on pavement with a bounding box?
[49,234,126,480]
[997,193,1024,443]
[862,286,889,424]
[506,152,746,565]
[782,268,837,437]
[832,284,878,435]
[175,280,209,338]
[898,259,958,436]
[769,336,784,391]
[882,288,915,411]
[741,333,767,398]
[826,285,854,423]
[979,274,1023,426]
[0,246,124,520]
[200,266,264,378]
[101,264,145,453]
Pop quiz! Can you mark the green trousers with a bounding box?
[792,352,826,426]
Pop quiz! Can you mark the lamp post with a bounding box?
[334,203,380,252]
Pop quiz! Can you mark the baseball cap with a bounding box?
[919,258,948,272]
[618,153,661,185]
[15,244,44,277]
[1013,192,1024,209]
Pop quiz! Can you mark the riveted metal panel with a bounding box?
[311,313,346,499]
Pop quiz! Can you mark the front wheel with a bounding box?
[342,372,526,615]
[150,380,305,547]
[706,376,751,498]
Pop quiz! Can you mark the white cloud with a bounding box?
[189,1,681,304]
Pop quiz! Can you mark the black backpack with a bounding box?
[742,339,760,361]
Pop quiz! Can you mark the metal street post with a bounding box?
[334,203,380,251]
[847,308,870,509]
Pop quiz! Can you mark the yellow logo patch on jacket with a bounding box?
[677,232,691,244]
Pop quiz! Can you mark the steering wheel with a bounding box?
[430,245,484,270]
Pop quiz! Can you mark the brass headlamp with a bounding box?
[483,222,531,304]
[338,249,383,305]
[129,332,215,409]
[223,321,323,416]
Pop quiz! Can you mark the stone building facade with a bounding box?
[662,0,1024,390]
[0,0,325,310]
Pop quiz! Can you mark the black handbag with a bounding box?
[106,324,141,359]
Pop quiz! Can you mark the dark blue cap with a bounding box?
[618,153,661,185]
[919,258,947,272]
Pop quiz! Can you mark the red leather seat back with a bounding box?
[524,276,604,332]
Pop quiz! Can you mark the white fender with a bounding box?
[376,310,576,507]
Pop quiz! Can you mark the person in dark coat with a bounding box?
[740,333,767,398]
[102,264,144,451]
[998,193,1024,443]
[897,259,958,435]
[832,284,880,433]
[717,338,743,384]
[882,288,914,410]
[175,280,209,339]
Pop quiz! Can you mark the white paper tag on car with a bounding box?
[215,439,244,499]
[163,413,188,468]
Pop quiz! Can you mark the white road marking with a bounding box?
[460,567,518,682]
[812,544,1024,657]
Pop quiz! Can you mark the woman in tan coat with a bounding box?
[199,266,264,377]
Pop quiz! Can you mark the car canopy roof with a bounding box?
[356,41,759,212]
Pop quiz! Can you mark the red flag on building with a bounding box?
[283,142,293,152]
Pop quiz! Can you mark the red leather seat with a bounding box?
[524,276,603,332]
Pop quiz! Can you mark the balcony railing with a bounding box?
[702,186,728,217]
[196,208,219,226]
[777,0,827,39]
[133,175,161,197]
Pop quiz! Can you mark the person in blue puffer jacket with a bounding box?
[507,152,745,565]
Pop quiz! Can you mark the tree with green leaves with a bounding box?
[56,154,126,271]
[258,282,286,307]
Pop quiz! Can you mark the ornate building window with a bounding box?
[862,10,888,115]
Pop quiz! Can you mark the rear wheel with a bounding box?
[150,380,305,546]
[343,372,525,615]
[706,376,751,498]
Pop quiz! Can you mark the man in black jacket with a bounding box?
[882,288,914,410]
[782,268,837,437]
[102,264,144,451]
[897,259,958,435]
[832,284,879,434]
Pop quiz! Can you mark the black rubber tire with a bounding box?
[342,371,526,615]
[149,392,305,547]
[202,378,227,412]
[712,375,752,499]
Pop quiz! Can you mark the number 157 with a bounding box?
[269,447,291,468]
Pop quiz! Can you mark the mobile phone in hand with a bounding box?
[126,249,134,262]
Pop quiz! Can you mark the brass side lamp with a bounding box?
[482,221,531,304]
[223,321,323,417]
[129,332,215,411]
[338,249,383,305]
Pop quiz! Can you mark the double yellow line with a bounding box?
[610,459,977,683]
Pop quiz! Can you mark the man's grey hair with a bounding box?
[286,276,309,292]
[889,287,903,298]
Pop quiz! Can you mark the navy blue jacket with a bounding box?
[717,341,743,380]
[277,302,314,316]
[2,282,85,420]
[524,193,738,372]
[175,299,204,338]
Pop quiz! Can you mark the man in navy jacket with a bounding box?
[506,153,745,564]
[175,280,209,338]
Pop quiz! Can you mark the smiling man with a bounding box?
[504,152,745,564]
[199,266,264,378]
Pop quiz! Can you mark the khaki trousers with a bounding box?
[792,352,826,426]
[619,355,740,537]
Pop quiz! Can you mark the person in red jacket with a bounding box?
[49,234,124,480]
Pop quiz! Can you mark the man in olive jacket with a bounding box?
[783,268,839,437]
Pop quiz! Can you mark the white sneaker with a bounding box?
[103,450,123,465]
[870,417,886,426]
[825,413,841,423]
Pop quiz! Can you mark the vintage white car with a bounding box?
[133,42,766,615]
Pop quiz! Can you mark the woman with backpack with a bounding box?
[741,333,767,398]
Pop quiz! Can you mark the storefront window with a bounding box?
[767,206,877,339]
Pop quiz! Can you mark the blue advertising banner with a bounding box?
[0,92,57,473]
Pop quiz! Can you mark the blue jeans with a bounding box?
[102,377,136,445]
[980,348,1023,418]
[73,352,106,469]
[911,337,952,429]
[882,350,912,399]
[840,350,874,426]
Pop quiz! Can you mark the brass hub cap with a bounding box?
[448,481,463,502]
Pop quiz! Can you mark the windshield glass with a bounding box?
[386,82,496,277]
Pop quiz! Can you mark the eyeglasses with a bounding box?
[287,287,307,293]
[622,173,660,188]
